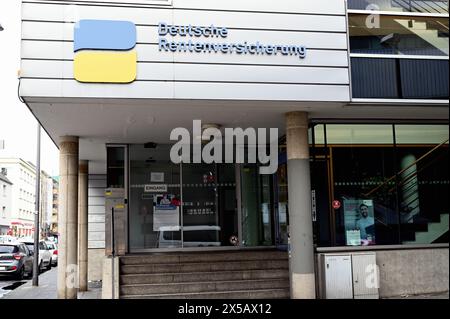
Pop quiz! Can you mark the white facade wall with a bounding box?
[88,174,106,249]
[0,176,13,235]
[20,0,350,102]
[0,159,38,236]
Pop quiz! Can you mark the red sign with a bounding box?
[332,200,341,210]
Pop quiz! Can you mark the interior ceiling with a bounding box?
[25,97,449,174]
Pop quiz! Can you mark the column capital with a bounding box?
[285,112,309,161]
[59,136,79,155]
[79,160,89,174]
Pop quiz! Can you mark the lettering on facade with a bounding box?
[158,22,307,59]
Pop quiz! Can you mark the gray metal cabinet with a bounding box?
[319,252,379,299]
[324,255,353,299]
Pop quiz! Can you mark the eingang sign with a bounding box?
[158,22,307,59]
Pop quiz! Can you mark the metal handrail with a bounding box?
[363,139,449,197]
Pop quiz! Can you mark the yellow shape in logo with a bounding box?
[74,51,137,83]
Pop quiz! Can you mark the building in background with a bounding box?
[0,158,56,238]
[0,168,13,235]
[0,158,37,237]
[50,176,59,238]
[39,170,54,238]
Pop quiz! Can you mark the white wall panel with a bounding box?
[23,3,346,32]
[22,41,348,67]
[23,0,345,15]
[173,82,350,101]
[21,78,350,101]
[88,174,106,249]
[172,0,346,15]
[22,22,347,50]
[21,0,350,102]
[21,60,350,84]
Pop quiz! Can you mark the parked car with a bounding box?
[19,239,52,271]
[45,241,58,266]
[0,242,33,279]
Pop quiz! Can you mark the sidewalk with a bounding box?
[1,268,101,299]
[2,268,57,299]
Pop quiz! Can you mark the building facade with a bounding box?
[19,0,448,299]
[0,169,13,235]
[50,176,59,236]
[0,158,55,238]
[0,158,38,237]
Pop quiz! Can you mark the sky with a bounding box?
[0,0,59,176]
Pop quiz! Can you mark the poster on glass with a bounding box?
[343,199,376,246]
[153,194,180,231]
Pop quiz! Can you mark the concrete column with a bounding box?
[78,160,88,292]
[285,112,316,299]
[57,136,79,299]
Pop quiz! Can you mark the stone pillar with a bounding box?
[285,112,316,299]
[57,136,79,299]
[78,160,88,292]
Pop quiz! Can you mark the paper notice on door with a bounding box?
[151,172,165,183]
[153,194,180,231]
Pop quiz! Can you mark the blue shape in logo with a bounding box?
[74,19,137,52]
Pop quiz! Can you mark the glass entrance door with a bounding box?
[181,163,239,247]
[129,144,182,250]
[128,144,238,251]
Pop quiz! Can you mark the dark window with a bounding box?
[107,147,125,188]
[351,58,449,99]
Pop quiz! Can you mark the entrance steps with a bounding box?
[119,250,290,299]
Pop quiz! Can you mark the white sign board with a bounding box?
[144,184,168,193]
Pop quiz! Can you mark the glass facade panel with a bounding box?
[241,164,274,246]
[349,14,449,56]
[351,58,449,99]
[395,125,449,144]
[107,146,125,188]
[312,124,449,247]
[396,145,449,244]
[325,125,394,144]
[128,144,239,250]
[129,144,181,250]
[348,0,449,14]
[331,130,397,246]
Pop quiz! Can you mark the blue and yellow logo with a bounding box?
[74,20,137,83]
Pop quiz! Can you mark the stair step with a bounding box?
[121,259,288,274]
[120,278,289,295]
[120,250,287,265]
[120,269,289,284]
[120,288,290,299]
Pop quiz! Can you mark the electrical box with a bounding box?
[324,255,353,299]
[319,252,379,299]
[352,253,379,299]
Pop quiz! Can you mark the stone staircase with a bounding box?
[119,250,290,299]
